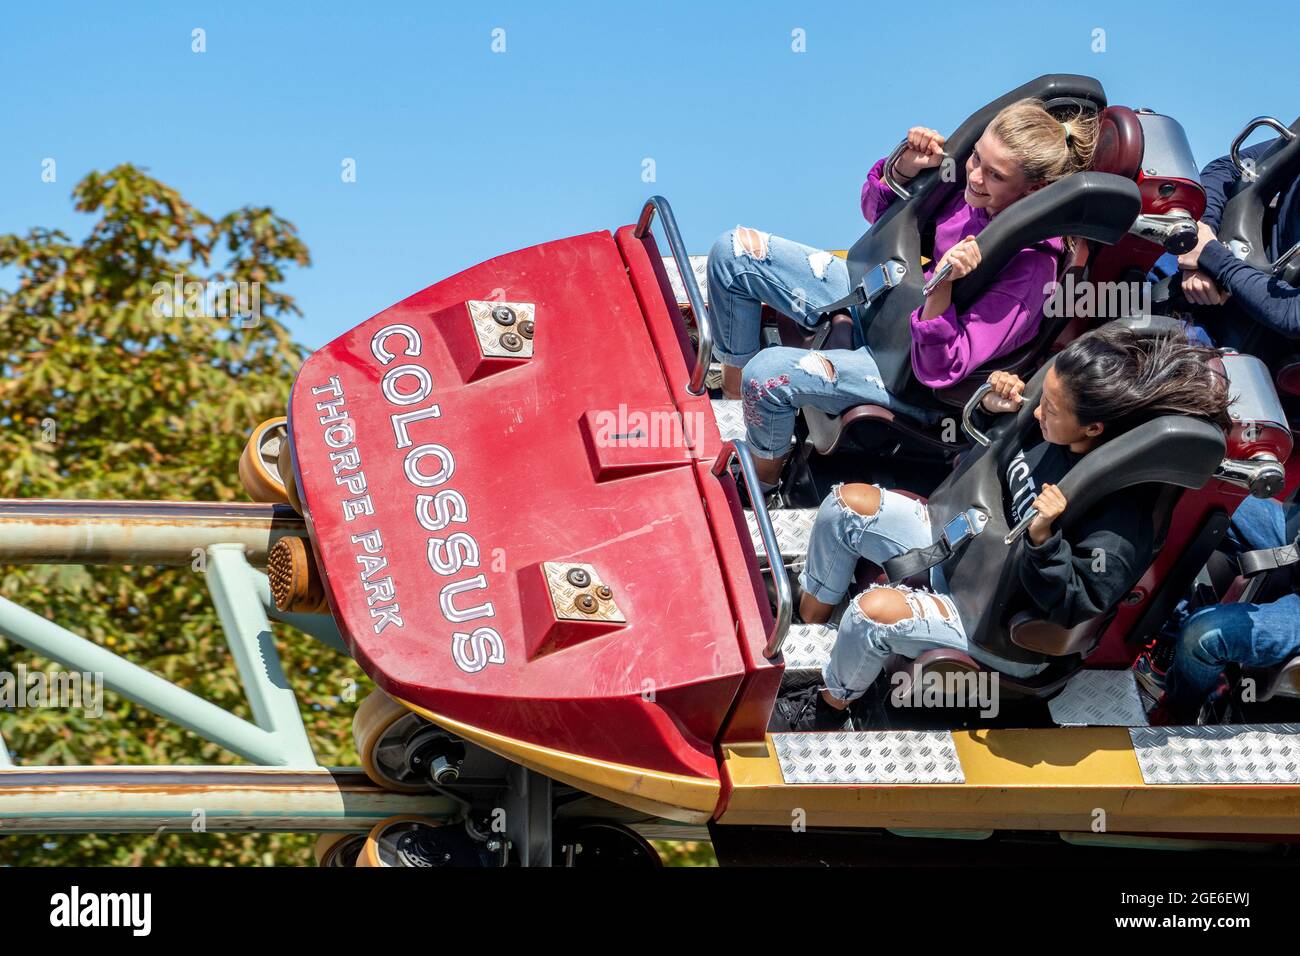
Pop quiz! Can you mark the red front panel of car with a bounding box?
[288,231,751,782]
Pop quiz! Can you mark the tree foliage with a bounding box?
[0,164,371,866]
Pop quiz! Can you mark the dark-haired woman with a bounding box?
[775,326,1233,731]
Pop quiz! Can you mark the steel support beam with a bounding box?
[0,499,306,566]
[0,767,453,832]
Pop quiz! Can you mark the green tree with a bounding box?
[0,164,369,866]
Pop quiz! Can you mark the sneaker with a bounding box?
[771,686,853,732]
[1133,638,1176,697]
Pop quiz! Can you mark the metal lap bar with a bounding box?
[1231,116,1297,176]
[1004,510,1036,545]
[711,440,792,659]
[635,196,713,395]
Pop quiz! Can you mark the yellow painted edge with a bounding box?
[396,699,720,824]
[720,729,1300,835]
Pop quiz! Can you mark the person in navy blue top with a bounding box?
[1138,134,1300,723]
[1177,138,1300,345]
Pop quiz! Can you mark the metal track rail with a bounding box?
[0,499,307,566]
[0,767,452,832]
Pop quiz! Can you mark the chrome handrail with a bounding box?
[712,440,792,659]
[635,196,712,395]
[1230,116,1297,177]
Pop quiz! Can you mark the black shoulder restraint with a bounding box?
[884,508,989,583]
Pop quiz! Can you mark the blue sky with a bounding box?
[1,0,1294,349]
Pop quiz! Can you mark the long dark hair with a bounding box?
[1052,325,1233,438]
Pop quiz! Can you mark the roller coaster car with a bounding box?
[282,204,1300,853]
[277,86,1300,858]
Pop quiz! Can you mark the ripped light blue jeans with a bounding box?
[707,227,851,368]
[705,227,939,460]
[801,484,1046,702]
[741,346,943,460]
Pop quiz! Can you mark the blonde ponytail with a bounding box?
[987,97,1099,184]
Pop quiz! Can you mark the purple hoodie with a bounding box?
[861,158,1063,389]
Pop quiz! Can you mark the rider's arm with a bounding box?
[1017,504,1146,629]
[1198,240,1300,338]
[861,158,899,223]
[908,245,1058,388]
[1199,140,1276,233]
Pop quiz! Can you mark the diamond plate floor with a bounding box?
[663,254,709,307]
[710,399,746,444]
[1130,723,1300,785]
[781,623,837,672]
[744,507,817,562]
[1048,669,1149,727]
[773,730,965,785]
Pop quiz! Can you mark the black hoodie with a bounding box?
[1001,432,1156,629]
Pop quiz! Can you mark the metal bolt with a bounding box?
[492,305,517,326]
[575,593,599,614]
[518,320,534,339]
[500,332,523,352]
[566,567,591,588]
[594,584,612,601]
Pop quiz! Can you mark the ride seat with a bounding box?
[850,483,1181,699]
[862,328,1226,697]
[1091,105,1145,182]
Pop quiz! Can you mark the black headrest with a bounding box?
[951,172,1142,313]
[944,74,1108,171]
[1218,116,1300,272]
[1053,416,1225,531]
[908,74,1107,204]
[985,323,1225,524]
